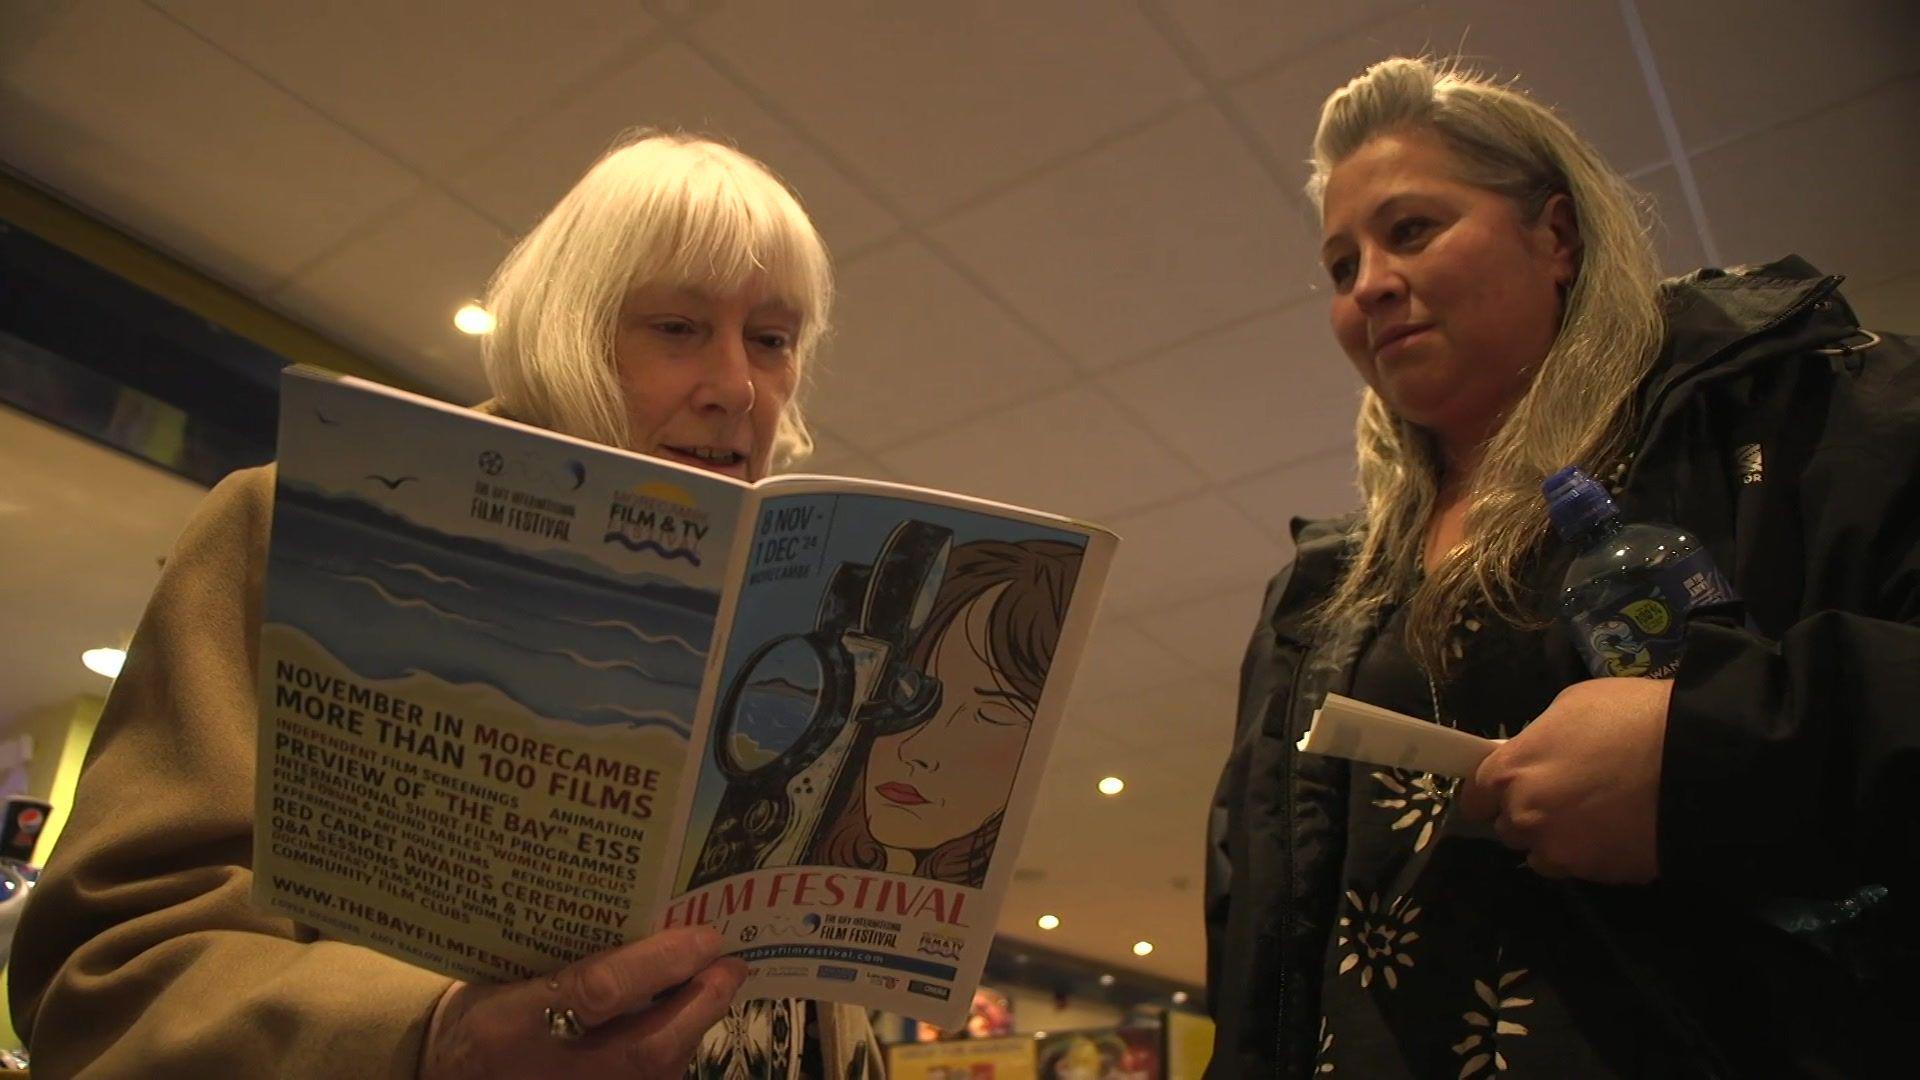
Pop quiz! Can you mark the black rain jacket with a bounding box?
[1205,256,1920,1078]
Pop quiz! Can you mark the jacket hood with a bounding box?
[1641,254,1851,422]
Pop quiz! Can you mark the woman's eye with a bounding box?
[1390,218,1433,245]
[752,331,794,351]
[650,318,698,337]
[1325,257,1356,287]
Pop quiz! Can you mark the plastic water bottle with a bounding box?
[1543,466,1737,679]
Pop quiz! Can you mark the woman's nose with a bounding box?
[695,337,756,416]
[1351,250,1405,310]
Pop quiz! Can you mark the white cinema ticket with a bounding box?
[1296,693,1500,777]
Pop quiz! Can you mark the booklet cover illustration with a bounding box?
[253,367,1114,1026]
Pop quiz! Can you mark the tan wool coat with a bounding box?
[9,465,880,1078]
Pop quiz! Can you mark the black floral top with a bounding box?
[689,998,804,1079]
[688,999,881,1079]
[1314,603,1696,1077]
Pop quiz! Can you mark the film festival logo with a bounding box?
[470,448,584,541]
[603,481,713,566]
[916,931,963,960]
[813,914,900,949]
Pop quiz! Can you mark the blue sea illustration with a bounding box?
[268,485,720,737]
[600,532,705,565]
[728,667,821,766]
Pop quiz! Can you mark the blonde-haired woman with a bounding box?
[10,132,881,1079]
[1205,58,1919,1076]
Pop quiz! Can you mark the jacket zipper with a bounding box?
[1276,626,1337,1079]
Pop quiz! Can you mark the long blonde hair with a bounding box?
[1308,57,1665,674]
[483,131,833,469]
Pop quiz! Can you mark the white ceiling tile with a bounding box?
[932,105,1322,365]
[689,0,1200,218]
[1231,0,1670,185]
[1133,587,1267,674]
[1017,787,1205,913]
[1069,672,1241,755]
[152,0,656,174]
[874,386,1206,521]
[1094,726,1240,833]
[995,864,1207,982]
[271,191,510,401]
[1099,300,1361,482]
[1005,805,1209,972]
[0,0,419,289]
[1100,493,1284,616]
[1692,78,1920,289]
[1043,719,1137,776]
[1024,754,1207,859]
[806,241,1078,452]
[788,426,893,480]
[1052,664,1228,764]
[448,41,897,253]
[1631,163,1709,276]
[1223,449,1358,539]
[1156,0,1421,82]
[1070,613,1205,705]
[1638,0,1920,154]
[1847,272,1920,335]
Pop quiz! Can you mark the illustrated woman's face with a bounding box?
[866,585,1035,851]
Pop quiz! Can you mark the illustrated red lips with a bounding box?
[875,782,929,806]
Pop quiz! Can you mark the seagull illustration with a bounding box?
[314,410,340,425]
[366,474,419,490]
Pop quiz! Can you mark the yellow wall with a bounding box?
[16,695,106,859]
[2,693,107,1050]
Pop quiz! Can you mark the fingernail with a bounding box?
[696,925,724,951]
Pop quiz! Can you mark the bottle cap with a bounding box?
[1543,466,1617,540]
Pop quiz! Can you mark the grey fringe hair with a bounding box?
[1308,57,1666,675]
[483,130,833,470]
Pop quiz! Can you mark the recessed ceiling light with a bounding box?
[1037,914,1060,930]
[1098,973,1116,987]
[82,647,125,678]
[1098,776,1125,796]
[1172,990,1189,1005]
[453,303,496,335]
[1133,940,1154,957]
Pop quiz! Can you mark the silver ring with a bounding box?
[545,1005,588,1041]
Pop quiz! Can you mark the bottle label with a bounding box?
[1569,548,1737,678]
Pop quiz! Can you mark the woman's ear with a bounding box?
[1537,192,1582,287]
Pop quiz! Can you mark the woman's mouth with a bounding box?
[875,782,929,806]
[659,444,748,477]
[1373,323,1434,359]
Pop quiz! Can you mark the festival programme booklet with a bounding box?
[251,366,1115,1026]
